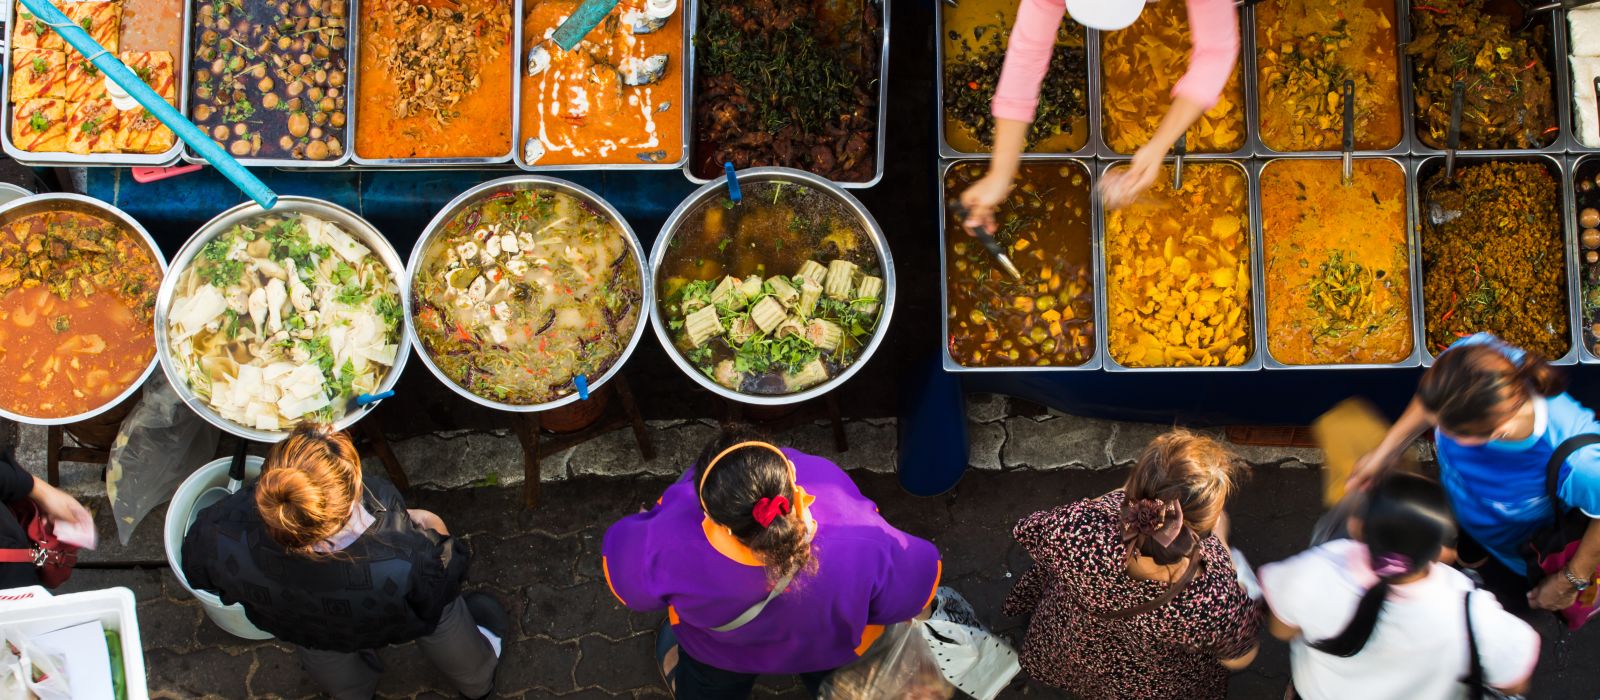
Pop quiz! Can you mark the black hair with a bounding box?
[1419,343,1564,437]
[1309,473,1456,657]
[692,425,812,582]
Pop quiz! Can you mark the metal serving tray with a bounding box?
[682,0,889,189]
[1252,156,1425,370]
[1246,0,1413,158]
[1404,0,1568,156]
[180,0,353,167]
[1095,158,1265,372]
[347,0,515,166]
[1565,8,1600,153]
[933,2,1097,159]
[937,158,1103,373]
[1572,154,1600,361]
[1411,154,1580,366]
[1094,6,1256,160]
[510,0,692,170]
[1,0,191,167]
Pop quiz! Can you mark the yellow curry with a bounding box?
[519,0,683,166]
[1105,162,1251,368]
[1262,159,1412,365]
[1256,0,1402,152]
[1101,0,1244,154]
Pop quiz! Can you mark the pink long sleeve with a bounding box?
[1171,0,1240,109]
[990,0,1066,124]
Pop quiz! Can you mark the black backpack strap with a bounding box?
[1544,435,1600,515]
[1462,592,1485,697]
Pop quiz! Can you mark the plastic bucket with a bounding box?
[161,455,273,640]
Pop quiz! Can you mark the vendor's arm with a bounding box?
[0,451,92,540]
[960,0,1064,233]
[1348,397,1436,491]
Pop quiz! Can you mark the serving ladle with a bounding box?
[1425,81,1467,226]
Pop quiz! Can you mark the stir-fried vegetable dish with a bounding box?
[691,0,881,182]
[1256,0,1401,151]
[1262,159,1412,365]
[414,189,642,406]
[1421,161,1567,358]
[356,0,513,160]
[1105,163,1252,367]
[166,212,402,431]
[0,210,160,419]
[660,181,883,395]
[1409,0,1556,149]
[944,161,1094,367]
[942,8,1086,153]
[520,0,682,166]
[1101,0,1244,154]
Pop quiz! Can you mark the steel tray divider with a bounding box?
[1561,8,1600,153]
[937,157,1103,373]
[3,0,191,167]
[1412,153,1579,366]
[510,0,694,171]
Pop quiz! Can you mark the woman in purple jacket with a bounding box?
[601,428,943,699]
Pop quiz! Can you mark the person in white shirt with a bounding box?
[1259,473,1539,700]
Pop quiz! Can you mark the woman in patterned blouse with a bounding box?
[1004,429,1259,699]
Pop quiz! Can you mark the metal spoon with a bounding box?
[952,205,1023,282]
[1426,81,1467,226]
[1340,80,1356,186]
[188,439,250,532]
[1171,133,1187,192]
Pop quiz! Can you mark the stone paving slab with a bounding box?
[44,465,1600,699]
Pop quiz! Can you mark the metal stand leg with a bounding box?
[355,415,410,491]
[513,413,542,509]
[46,426,61,486]
[616,377,654,460]
[826,394,848,453]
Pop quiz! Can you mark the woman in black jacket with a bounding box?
[181,425,507,700]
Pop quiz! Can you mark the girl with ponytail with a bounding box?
[181,426,508,700]
[1350,333,1600,613]
[1261,473,1539,699]
[601,426,942,699]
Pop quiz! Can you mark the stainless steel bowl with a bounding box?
[651,166,896,405]
[155,196,410,441]
[0,194,166,425]
[405,175,652,412]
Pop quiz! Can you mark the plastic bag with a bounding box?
[818,623,955,700]
[105,374,220,544]
[18,640,68,700]
[918,587,1020,700]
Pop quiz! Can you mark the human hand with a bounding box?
[407,508,449,537]
[1346,451,1391,494]
[958,172,1013,234]
[1529,572,1581,611]
[1099,146,1163,209]
[30,480,95,549]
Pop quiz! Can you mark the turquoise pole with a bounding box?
[17,0,278,208]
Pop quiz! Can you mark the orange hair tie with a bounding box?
[697,441,792,515]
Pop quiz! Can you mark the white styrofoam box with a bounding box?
[0,587,147,700]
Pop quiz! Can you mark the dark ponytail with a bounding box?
[1419,342,1564,437]
[1309,473,1455,657]
[694,426,813,583]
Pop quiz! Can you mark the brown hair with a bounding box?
[254,425,362,558]
[1122,430,1245,565]
[694,426,813,583]
[1418,343,1565,437]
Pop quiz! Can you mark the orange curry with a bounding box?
[518,0,683,166]
[356,0,514,160]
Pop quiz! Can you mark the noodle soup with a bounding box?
[412,187,644,406]
[0,208,161,420]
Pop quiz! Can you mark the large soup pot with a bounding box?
[155,197,410,442]
[406,175,652,412]
[0,193,166,425]
[650,167,896,406]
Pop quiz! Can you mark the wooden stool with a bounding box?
[719,393,849,453]
[511,376,653,509]
[45,391,142,486]
[352,413,412,492]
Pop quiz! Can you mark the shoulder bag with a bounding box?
[1521,434,1600,629]
[709,568,797,632]
[0,501,77,588]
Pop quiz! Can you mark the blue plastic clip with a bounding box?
[356,390,394,407]
[576,374,590,400]
[724,162,741,203]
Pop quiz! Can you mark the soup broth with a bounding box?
[413,189,643,405]
[659,181,883,395]
[0,210,160,419]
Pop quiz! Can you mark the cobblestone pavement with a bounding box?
[52,460,1600,699]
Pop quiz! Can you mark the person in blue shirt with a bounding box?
[1350,333,1600,614]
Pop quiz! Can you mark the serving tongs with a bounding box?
[1425,81,1467,225]
[952,204,1023,282]
[1340,80,1356,186]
